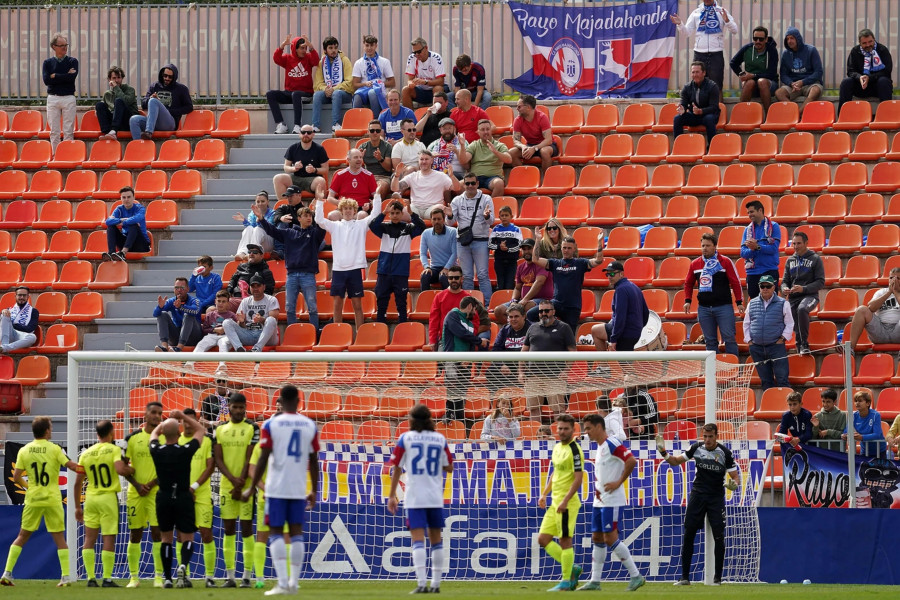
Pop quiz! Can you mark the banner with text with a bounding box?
[504,0,676,100]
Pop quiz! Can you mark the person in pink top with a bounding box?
[508,94,557,171]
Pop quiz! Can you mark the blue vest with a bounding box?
[748,294,786,345]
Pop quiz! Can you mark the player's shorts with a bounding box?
[84,493,120,535]
[289,174,321,194]
[330,269,364,298]
[866,313,900,344]
[591,506,621,534]
[126,488,159,530]
[21,502,65,533]
[539,502,580,539]
[220,489,254,521]
[256,494,268,533]
[157,494,197,534]
[265,497,307,530]
[194,492,213,529]
[405,507,444,531]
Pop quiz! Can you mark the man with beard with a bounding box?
[420,206,458,291]
[0,286,39,352]
[464,118,511,197]
[781,230,824,355]
[153,277,203,352]
[485,303,530,389]
[427,117,470,181]
[520,299,577,422]
[428,265,479,349]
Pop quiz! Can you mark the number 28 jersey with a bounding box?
[258,412,320,500]
[390,430,453,509]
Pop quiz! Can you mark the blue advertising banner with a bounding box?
[784,444,900,508]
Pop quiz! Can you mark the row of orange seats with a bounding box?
[0,259,130,290]
[0,169,202,201]
[0,290,102,323]
[0,138,225,170]
[0,108,249,140]
[0,200,175,233]
[0,355,50,387]
[1,232,154,261]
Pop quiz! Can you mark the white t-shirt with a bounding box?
[259,412,319,499]
[604,408,627,442]
[352,55,394,83]
[314,201,380,271]
[593,436,632,508]
[405,51,446,89]
[237,294,279,327]
[875,288,900,325]
[390,429,452,509]
[391,139,426,168]
[402,170,452,211]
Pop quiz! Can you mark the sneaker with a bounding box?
[312,126,321,133]
[205,578,217,588]
[87,579,99,588]
[254,580,265,589]
[287,583,298,594]
[292,125,302,135]
[711,577,722,586]
[588,365,611,378]
[1,572,14,586]
[234,347,247,353]
[570,565,583,587]
[251,347,262,353]
[674,579,691,586]
[626,576,646,591]
[101,252,113,262]
[154,576,164,588]
[102,579,120,588]
[408,586,430,594]
[275,123,289,134]
[221,578,238,588]
[430,587,440,594]
[57,577,73,587]
[141,131,153,141]
[100,132,117,141]
[332,123,342,132]
[112,250,127,261]
[126,578,140,588]
[264,586,293,596]
[547,581,573,592]
[240,578,252,588]
[163,579,174,589]
[576,581,602,591]
[175,565,189,589]
[799,345,811,355]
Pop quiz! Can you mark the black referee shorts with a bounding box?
[157,494,197,534]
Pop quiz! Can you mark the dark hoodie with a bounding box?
[141,63,193,122]
[227,260,276,296]
[730,36,779,82]
[779,27,823,87]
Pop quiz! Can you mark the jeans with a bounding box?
[749,342,789,391]
[156,313,203,347]
[311,89,351,129]
[266,90,313,126]
[789,295,819,348]
[47,94,76,153]
[421,268,449,291]
[746,270,780,299]
[129,97,177,140]
[352,86,388,113]
[285,271,319,328]
[107,225,150,254]
[673,111,719,146]
[446,89,492,111]
[222,317,279,351]
[494,259,517,290]
[0,315,37,352]
[95,99,138,133]
[697,304,738,357]
[374,274,409,323]
[457,240,492,305]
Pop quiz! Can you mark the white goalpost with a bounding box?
[65,350,766,584]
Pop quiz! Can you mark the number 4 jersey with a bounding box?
[258,412,320,499]
[390,430,453,509]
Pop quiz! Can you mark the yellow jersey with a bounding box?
[214,420,259,492]
[550,440,585,505]
[16,439,70,507]
[78,441,122,496]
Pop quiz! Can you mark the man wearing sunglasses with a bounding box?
[130,64,193,140]
[402,37,446,109]
[729,26,778,111]
[273,125,329,200]
[360,119,394,198]
[43,33,78,154]
[743,274,793,390]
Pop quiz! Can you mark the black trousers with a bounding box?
[374,274,408,323]
[681,491,726,580]
[95,99,138,133]
[693,51,725,92]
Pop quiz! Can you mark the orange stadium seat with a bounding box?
[33,291,66,321]
[594,133,633,164]
[599,226,639,257]
[882,256,900,285]
[791,162,831,194]
[760,101,799,131]
[862,224,900,254]
[554,195,590,226]
[134,169,167,199]
[724,102,763,132]
[663,420,696,442]
[667,132,708,164]
[675,226,714,256]
[805,320,837,351]
[485,105,513,134]
[396,362,439,387]
[322,137,350,167]
[163,169,202,198]
[0,199,37,229]
[792,223,824,251]
[376,386,416,418]
[644,165,684,195]
[43,230,82,260]
[535,105,550,118]
[504,166,540,195]
[313,322,353,352]
[631,133,668,163]
[63,291,103,322]
[150,138,191,168]
[828,162,869,194]
[816,287,859,319]
[0,170,27,200]
[637,227,676,257]
[617,103,655,133]
[572,164,611,195]
[754,163,793,194]
[807,193,847,223]
[211,108,250,138]
[74,111,101,139]
[773,194,809,224]
[88,261,130,290]
[608,164,647,195]
[876,388,900,420]
[660,194,698,225]
[715,226,745,256]
[83,139,122,169]
[5,110,42,139]
[812,131,851,162]
[409,290,436,321]
[870,100,900,130]
[716,164,755,195]
[559,134,598,165]
[571,226,605,256]
[795,100,834,131]
[0,110,7,136]
[356,419,392,443]
[12,355,51,387]
[333,108,372,138]
[776,131,814,162]
[117,139,156,169]
[32,199,73,230]
[849,130,888,161]
[586,195,625,225]
[275,323,316,351]
[738,132,777,163]
[582,103,618,133]
[539,165,575,195]
[185,138,226,168]
[550,104,583,134]
[700,132,740,163]
[0,140,16,169]
[786,354,816,386]
[821,255,841,286]
[144,199,178,228]
[93,170,133,200]
[52,260,93,290]
[8,231,48,260]
[348,322,388,352]
[653,256,690,286]
[834,100,873,130]
[641,288,670,314]
[22,170,62,200]
[47,139,86,169]
[387,321,426,352]
[846,192,884,223]
[341,387,379,418]
[823,224,862,254]
[58,170,98,200]
[624,194,662,225]
[176,109,215,137]
[323,362,364,387]
[855,353,894,385]
[41,323,77,353]
[0,260,21,288]
[0,231,9,256]
[592,290,614,320]
[67,199,106,228]
[889,134,900,160]
[678,164,719,195]
[624,256,656,285]
[12,140,51,169]
[754,387,793,420]
[659,323,685,351]
[866,162,900,193]
[319,420,354,441]
[651,103,679,133]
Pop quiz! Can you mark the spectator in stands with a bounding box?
[449,89,490,141]
[352,34,395,112]
[465,119,511,197]
[420,206,458,291]
[670,0,737,91]
[591,261,650,353]
[520,299,577,421]
[740,199,781,299]
[154,277,202,352]
[130,63,192,140]
[222,273,280,353]
[885,412,900,455]
[380,89,417,143]
[811,388,845,452]
[96,65,138,140]
[233,191,276,262]
[617,382,660,440]
[189,255,223,314]
[481,398,521,441]
[315,196,380,330]
[327,148,379,219]
[369,200,426,323]
[311,36,353,133]
[684,232,743,357]
[442,295,489,422]
[268,35,318,135]
[603,396,630,440]
[534,219,567,259]
[485,303,529,390]
[473,298,492,349]
[508,94,556,171]
[493,238,552,322]
[255,202,325,328]
[402,37,446,108]
[489,206,522,291]
[191,290,238,356]
[673,61,721,147]
[844,267,900,353]
[448,172,495,304]
[781,230,824,355]
[273,125,329,200]
[843,390,886,456]
[451,54,491,110]
[269,186,304,261]
[391,119,428,177]
[774,28,824,110]
[104,186,150,262]
[0,287,38,353]
[428,265,478,348]
[776,391,812,451]
[43,33,78,154]
[743,275,793,391]
[360,119,394,198]
[531,234,606,333]
[428,118,471,182]
[415,91,452,147]
[226,243,276,311]
[838,28,894,112]
[729,26,778,112]
[393,150,459,219]
[200,377,231,427]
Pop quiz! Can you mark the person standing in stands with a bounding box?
[268,34,318,135]
[130,64,193,140]
[740,199,781,299]
[670,0,737,91]
[781,230,824,355]
[684,232,743,357]
[369,200,426,323]
[189,255,223,314]
[43,33,78,154]
[428,265,479,349]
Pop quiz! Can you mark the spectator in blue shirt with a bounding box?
[153,277,203,352]
[189,256,224,314]
[591,261,650,353]
[419,207,458,291]
[379,89,417,143]
[740,199,781,299]
[104,186,150,262]
[843,390,886,457]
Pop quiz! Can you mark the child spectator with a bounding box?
[811,388,846,452]
[481,398,520,441]
[843,390,886,456]
[776,391,813,451]
[190,291,238,364]
[368,201,426,323]
[189,255,223,314]
[489,206,522,290]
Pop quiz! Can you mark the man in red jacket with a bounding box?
[428,266,480,348]
[267,35,319,135]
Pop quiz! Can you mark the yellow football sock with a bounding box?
[5,544,21,573]
[561,547,574,581]
[101,550,115,580]
[544,541,563,563]
[127,542,140,578]
[82,549,96,580]
[58,549,70,577]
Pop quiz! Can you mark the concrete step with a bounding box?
[83,331,161,351]
[157,238,238,257]
[132,269,195,287]
[181,209,247,226]
[30,397,67,415]
[205,177,275,197]
[104,301,157,319]
[239,132,332,149]
[169,224,244,240]
[95,318,158,335]
[229,147,290,165]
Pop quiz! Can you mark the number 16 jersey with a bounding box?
[258,412,319,499]
[390,430,453,509]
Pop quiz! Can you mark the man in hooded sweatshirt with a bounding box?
[130,63,193,140]
[267,34,319,135]
[729,26,779,111]
[780,231,824,356]
[774,27,824,110]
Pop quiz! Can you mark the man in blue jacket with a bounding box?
[130,63,193,140]
[740,199,781,299]
[743,275,793,390]
[369,201,426,323]
[729,26,778,111]
[777,391,813,453]
[774,27,823,110]
[104,186,150,262]
[154,277,203,352]
[590,261,649,353]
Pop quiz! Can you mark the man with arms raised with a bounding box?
[177,408,217,587]
[393,150,460,220]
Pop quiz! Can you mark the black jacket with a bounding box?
[226,261,276,296]
[679,78,720,115]
[846,42,894,83]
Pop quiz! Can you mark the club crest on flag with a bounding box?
[549,38,584,96]
[595,38,632,96]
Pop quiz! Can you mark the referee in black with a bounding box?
[150,409,205,588]
[656,422,740,585]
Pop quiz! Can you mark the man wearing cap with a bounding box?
[273,125,329,200]
[743,274,793,390]
[427,117,470,182]
[153,277,203,352]
[222,274,280,353]
[226,244,276,312]
[591,261,650,353]
[684,232,743,357]
[494,238,552,323]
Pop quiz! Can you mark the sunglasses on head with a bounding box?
[368,128,381,133]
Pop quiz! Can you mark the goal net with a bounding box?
[64,350,766,584]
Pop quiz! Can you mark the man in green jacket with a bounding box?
[96,66,139,140]
[811,389,846,452]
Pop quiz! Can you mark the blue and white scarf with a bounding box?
[364,53,384,83]
[324,54,344,87]
[354,53,388,111]
[744,217,774,270]
[9,302,32,328]
[863,45,885,74]
[699,255,723,293]
[697,2,722,34]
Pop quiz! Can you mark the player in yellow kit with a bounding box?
[248,440,269,589]
[177,408,217,587]
[213,392,259,587]
[123,401,165,587]
[1,416,81,587]
[74,419,132,587]
[537,414,585,592]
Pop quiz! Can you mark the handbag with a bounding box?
[457,193,482,247]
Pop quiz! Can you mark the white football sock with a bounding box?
[591,543,607,583]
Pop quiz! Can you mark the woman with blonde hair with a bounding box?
[233,191,276,261]
[534,218,567,259]
[481,397,521,441]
